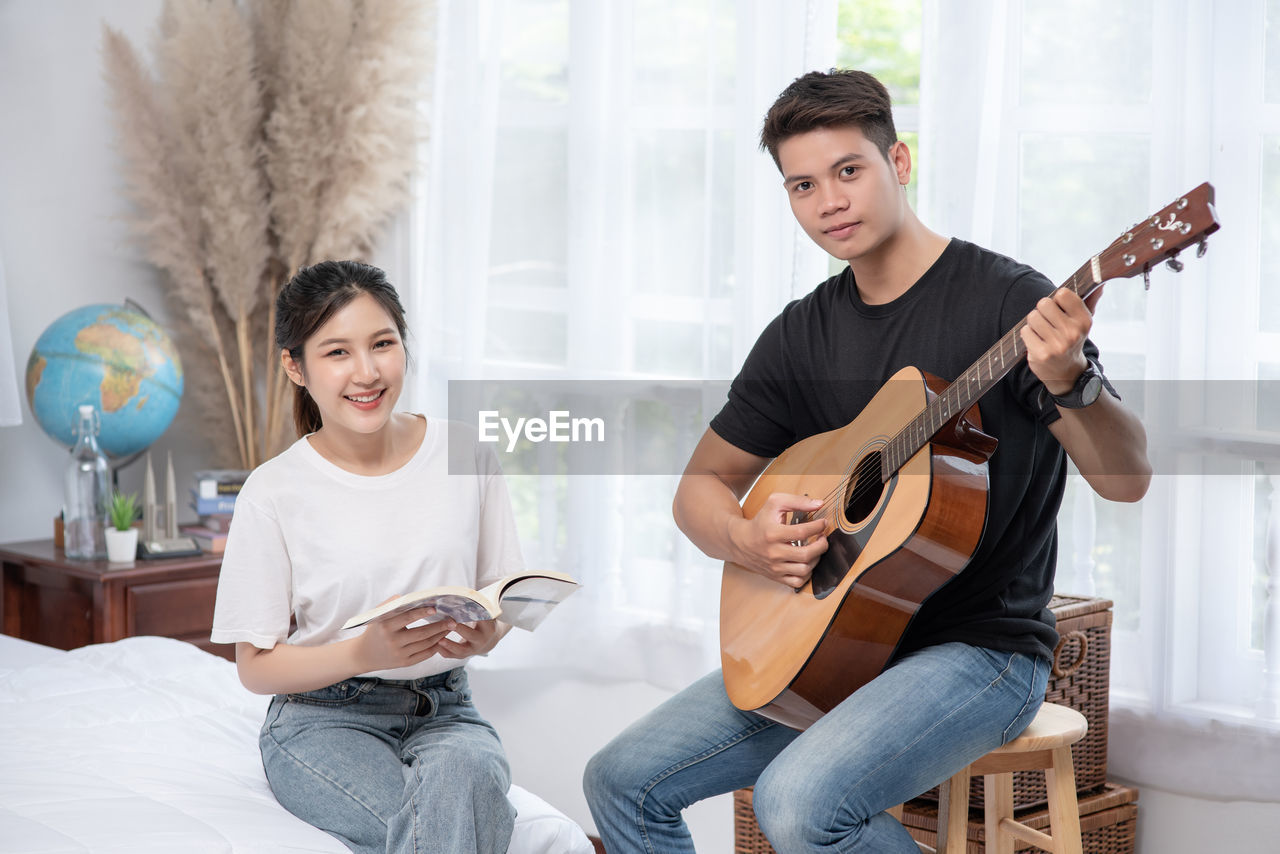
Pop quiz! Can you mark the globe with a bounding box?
[24,303,183,459]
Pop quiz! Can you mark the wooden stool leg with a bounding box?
[983,772,1016,854]
[1044,745,1084,854]
[936,769,971,854]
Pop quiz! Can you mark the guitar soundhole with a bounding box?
[844,452,885,525]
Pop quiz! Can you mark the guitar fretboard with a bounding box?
[879,263,1102,479]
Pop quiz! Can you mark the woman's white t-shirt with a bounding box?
[210,418,524,680]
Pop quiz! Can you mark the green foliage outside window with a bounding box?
[836,0,921,105]
[828,0,923,279]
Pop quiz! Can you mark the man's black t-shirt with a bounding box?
[710,238,1111,662]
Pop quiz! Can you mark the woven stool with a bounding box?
[734,703,1088,854]
[892,702,1088,854]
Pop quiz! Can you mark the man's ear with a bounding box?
[281,348,306,388]
[890,139,912,187]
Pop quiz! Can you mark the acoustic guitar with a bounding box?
[720,182,1221,730]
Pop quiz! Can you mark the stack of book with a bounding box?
[180,470,248,554]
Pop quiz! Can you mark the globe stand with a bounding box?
[107,447,146,494]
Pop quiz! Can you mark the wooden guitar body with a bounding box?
[720,366,996,730]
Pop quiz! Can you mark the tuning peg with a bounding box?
[1143,267,1151,291]
[1197,239,1208,258]
[1166,256,1184,273]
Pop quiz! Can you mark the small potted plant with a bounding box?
[104,490,139,563]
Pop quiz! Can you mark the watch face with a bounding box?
[1052,365,1104,409]
[1080,372,1103,406]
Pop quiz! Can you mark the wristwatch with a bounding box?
[1049,360,1104,410]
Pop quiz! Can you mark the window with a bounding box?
[412,1,1280,756]
[832,0,921,277]
[918,0,1280,743]
[414,0,837,687]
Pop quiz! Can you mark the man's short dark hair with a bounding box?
[759,69,898,170]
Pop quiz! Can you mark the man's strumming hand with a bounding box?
[728,492,829,590]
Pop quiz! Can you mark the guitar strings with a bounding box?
[793,455,878,533]
[790,322,1026,530]
[789,266,1096,535]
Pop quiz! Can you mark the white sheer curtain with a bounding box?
[408,0,1280,791]
[920,0,1280,798]
[0,245,21,427]
[408,0,835,688]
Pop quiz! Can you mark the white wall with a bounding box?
[1,3,1275,852]
[0,0,219,544]
[1125,783,1280,854]
[470,669,733,850]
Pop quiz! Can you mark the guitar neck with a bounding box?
[880,263,1102,479]
[870,181,1219,482]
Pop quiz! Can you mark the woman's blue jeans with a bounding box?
[259,667,514,854]
[584,642,1049,854]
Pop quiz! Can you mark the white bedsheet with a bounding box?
[0,635,592,854]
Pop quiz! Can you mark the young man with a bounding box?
[583,70,1150,853]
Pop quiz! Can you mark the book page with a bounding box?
[342,590,496,630]
[495,576,578,631]
[419,594,495,624]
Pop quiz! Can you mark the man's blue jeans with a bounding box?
[584,642,1049,853]
[259,667,514,854]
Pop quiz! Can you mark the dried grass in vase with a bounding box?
[102,0,433,468]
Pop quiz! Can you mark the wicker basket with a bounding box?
[733,788,773,854]
[915,594,1113,811]
[901,782,1138,854]
[732,596,1117,850]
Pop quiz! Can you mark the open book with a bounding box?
[341,570,579,633]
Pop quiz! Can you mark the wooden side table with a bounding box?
[0,539,231,662]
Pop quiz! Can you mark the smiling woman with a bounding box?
[281,298,408,462]
[209,260,548,854]
[274,260,412,452]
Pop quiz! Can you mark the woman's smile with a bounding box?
[344,389,386,409]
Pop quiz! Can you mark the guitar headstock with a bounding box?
[1091,182,1221,290]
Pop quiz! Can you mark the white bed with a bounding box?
[0,634,593,854]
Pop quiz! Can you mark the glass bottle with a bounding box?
[64,404,110,560]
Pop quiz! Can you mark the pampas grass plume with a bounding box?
[102,0,433,467]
